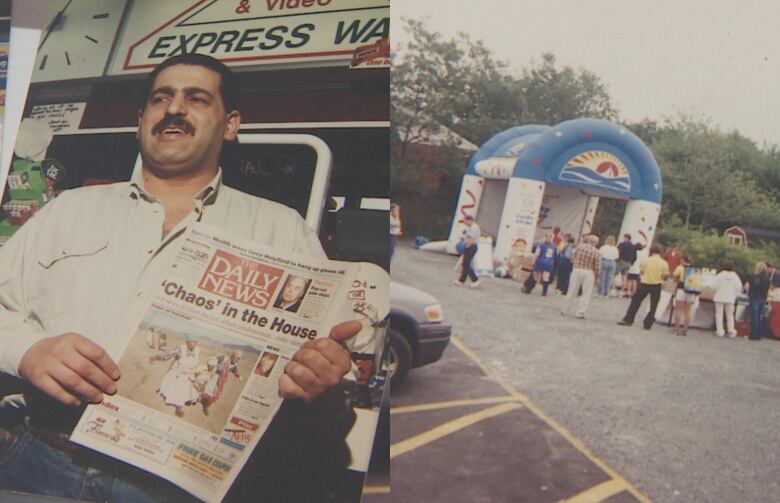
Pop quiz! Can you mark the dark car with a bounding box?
[389,282,451,385]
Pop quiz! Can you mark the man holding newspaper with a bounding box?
[0,54,361,502]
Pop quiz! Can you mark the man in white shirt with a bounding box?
[713,260,743,337]
[0,54,359,502]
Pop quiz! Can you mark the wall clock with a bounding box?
[33,0,128,82]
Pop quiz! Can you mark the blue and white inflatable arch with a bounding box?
[447,118,662,269]
[446,125,549,252]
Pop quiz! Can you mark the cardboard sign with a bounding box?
[683,266,703,294]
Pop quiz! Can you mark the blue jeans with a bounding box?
[598,259,616,296]
[750,298,766,340]
[0,420,197,502]
[459,244,479,283]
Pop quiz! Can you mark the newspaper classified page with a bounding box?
[70,222,382,503]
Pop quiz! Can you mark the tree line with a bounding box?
[391,18,780,257]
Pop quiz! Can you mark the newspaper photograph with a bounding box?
[341,259,390,476]
[70,222,381,503]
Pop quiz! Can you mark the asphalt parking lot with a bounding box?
[384,242,780,503]
[379,335,649,502]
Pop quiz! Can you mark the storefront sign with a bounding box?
[119,0,389,70]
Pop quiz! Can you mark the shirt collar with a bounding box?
[129,168,222,207]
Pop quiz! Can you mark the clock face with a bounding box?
[33,0,128,82]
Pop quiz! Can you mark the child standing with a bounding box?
[671,255,697,336]
[625,243,644,298]
[533,234,558,296]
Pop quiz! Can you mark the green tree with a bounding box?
[517,53,617,126]
[391,19,618,238]
[391,18,522,238]
[392,18,512,165]
[624,118,661,146]
[721,132,780,204]
[392,20,619,151]
[650,116,780,230]
[655,221,779,278]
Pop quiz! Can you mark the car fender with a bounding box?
[389,306,420,357]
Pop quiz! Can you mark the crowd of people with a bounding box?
[454,217,777,340]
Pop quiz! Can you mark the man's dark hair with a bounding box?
[140,53,239,112]
[649,244,662,255]
[722,260,735,271]
[624,233,631,240]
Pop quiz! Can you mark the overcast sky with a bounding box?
[392,0,780,147]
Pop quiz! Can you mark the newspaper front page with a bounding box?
[70,222,384,502]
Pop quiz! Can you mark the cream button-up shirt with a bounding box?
[0,169,325,376]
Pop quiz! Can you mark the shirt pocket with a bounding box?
[37,238,109,270]
[28,238,110,326]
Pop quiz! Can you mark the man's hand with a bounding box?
[279,320,361,402]
[18,333,121,406]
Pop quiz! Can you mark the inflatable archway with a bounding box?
[447,118,662,269]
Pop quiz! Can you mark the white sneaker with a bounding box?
[469,280,482,288]
[728,333,737,338]
[453,279,463,286]
[575,312,585,319]
[717,333,725,337]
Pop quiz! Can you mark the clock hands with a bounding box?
[38,0,74,50]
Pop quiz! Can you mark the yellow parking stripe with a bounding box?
[390,402,522,459]
[559,479,627,502]
[391,396,522,415]
[363,485,391,494]
[450,335,653,503]
[451,336,522,398]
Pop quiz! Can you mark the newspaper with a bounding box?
[70,222,388,503]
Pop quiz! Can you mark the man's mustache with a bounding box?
[152,114,195,135]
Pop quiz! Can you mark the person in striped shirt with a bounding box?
[561,234,601,318]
